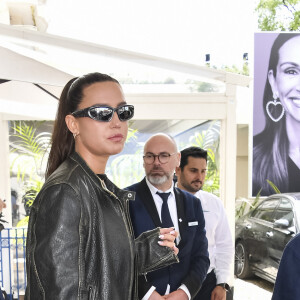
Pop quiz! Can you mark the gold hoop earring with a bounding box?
[73,133,78,139]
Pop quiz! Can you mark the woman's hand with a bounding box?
[158,227,179,255]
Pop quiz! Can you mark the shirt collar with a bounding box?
[145,177,175,198]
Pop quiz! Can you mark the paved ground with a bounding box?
[234,277,274,300]
[16,277,275,300]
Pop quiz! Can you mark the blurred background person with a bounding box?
[0,197,7,231]
[10,190,19,226]
[0,198,6,212]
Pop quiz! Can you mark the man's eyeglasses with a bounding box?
[72,104,134,122]
[143,153,176,165]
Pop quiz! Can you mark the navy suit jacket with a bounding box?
[127,178,209,299]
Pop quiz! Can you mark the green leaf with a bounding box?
[10,121,51,211]
[256,0,300,31]
[266,179,281,193]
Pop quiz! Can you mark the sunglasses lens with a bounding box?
[118,105,134,121]
[89,107,113,121]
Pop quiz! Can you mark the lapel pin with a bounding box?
[179,218,182,222]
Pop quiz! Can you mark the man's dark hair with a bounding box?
[179,146,207,170]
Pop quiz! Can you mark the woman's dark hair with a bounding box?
[253,33,300,196]
[45,72,119,178]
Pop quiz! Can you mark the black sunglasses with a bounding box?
[72,104,134,122]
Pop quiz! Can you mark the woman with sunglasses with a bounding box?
[25,72,179,300]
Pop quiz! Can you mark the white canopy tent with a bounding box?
[0,24,251,240]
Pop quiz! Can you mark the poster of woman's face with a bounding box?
[252,32,300,197]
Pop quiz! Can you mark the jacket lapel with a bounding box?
[137,178,162,228]
[136,180,188,246]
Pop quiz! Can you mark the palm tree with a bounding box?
[10,121,51,222]
[191,121,220,196]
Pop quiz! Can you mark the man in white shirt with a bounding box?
[127,134,209,300]
[176,146,234,300]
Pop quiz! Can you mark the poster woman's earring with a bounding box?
[73,132,78,139]
[266,96,285,122]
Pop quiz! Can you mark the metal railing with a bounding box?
[0,228,27,300]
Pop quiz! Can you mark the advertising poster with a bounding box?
[252,32,300,196]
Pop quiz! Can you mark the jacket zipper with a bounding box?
[141,250,178,282]
[88,286,93,300]
[142,247,178,274]
[98,178,135,298]
[98,178,134,235]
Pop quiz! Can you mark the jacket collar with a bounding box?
[70,152,135,201]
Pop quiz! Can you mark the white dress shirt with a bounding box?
[195,190,234,284]
[142,178,191,300]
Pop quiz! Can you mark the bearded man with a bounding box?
[126,133,209,300]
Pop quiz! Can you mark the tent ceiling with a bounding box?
[0,44,73,85]
[0,24,251,87]
[0,24,252,124]
[0,80,59,120]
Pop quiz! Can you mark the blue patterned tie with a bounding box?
[156,192,174,228]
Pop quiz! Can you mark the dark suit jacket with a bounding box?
[127,178,209,299]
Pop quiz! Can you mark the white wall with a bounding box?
[236,125,249,199]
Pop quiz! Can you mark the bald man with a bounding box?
[127,133,209,300]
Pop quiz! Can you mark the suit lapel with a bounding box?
[137,178,162,228]
[136,180,189,246]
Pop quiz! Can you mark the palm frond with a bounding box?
[266,180,281,194]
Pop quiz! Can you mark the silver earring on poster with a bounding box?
[266,97,285,122]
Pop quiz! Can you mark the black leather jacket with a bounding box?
[25,152,178,300]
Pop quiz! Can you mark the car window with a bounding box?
[274,199,294,227]
[251,199,280,222]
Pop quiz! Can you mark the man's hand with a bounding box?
[211,285,226,300]
[158,228,179,255]
[149,290,165,300]
[163,290,188,299]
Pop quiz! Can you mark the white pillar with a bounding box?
[223,82,237,285]
[0,115,12,226]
